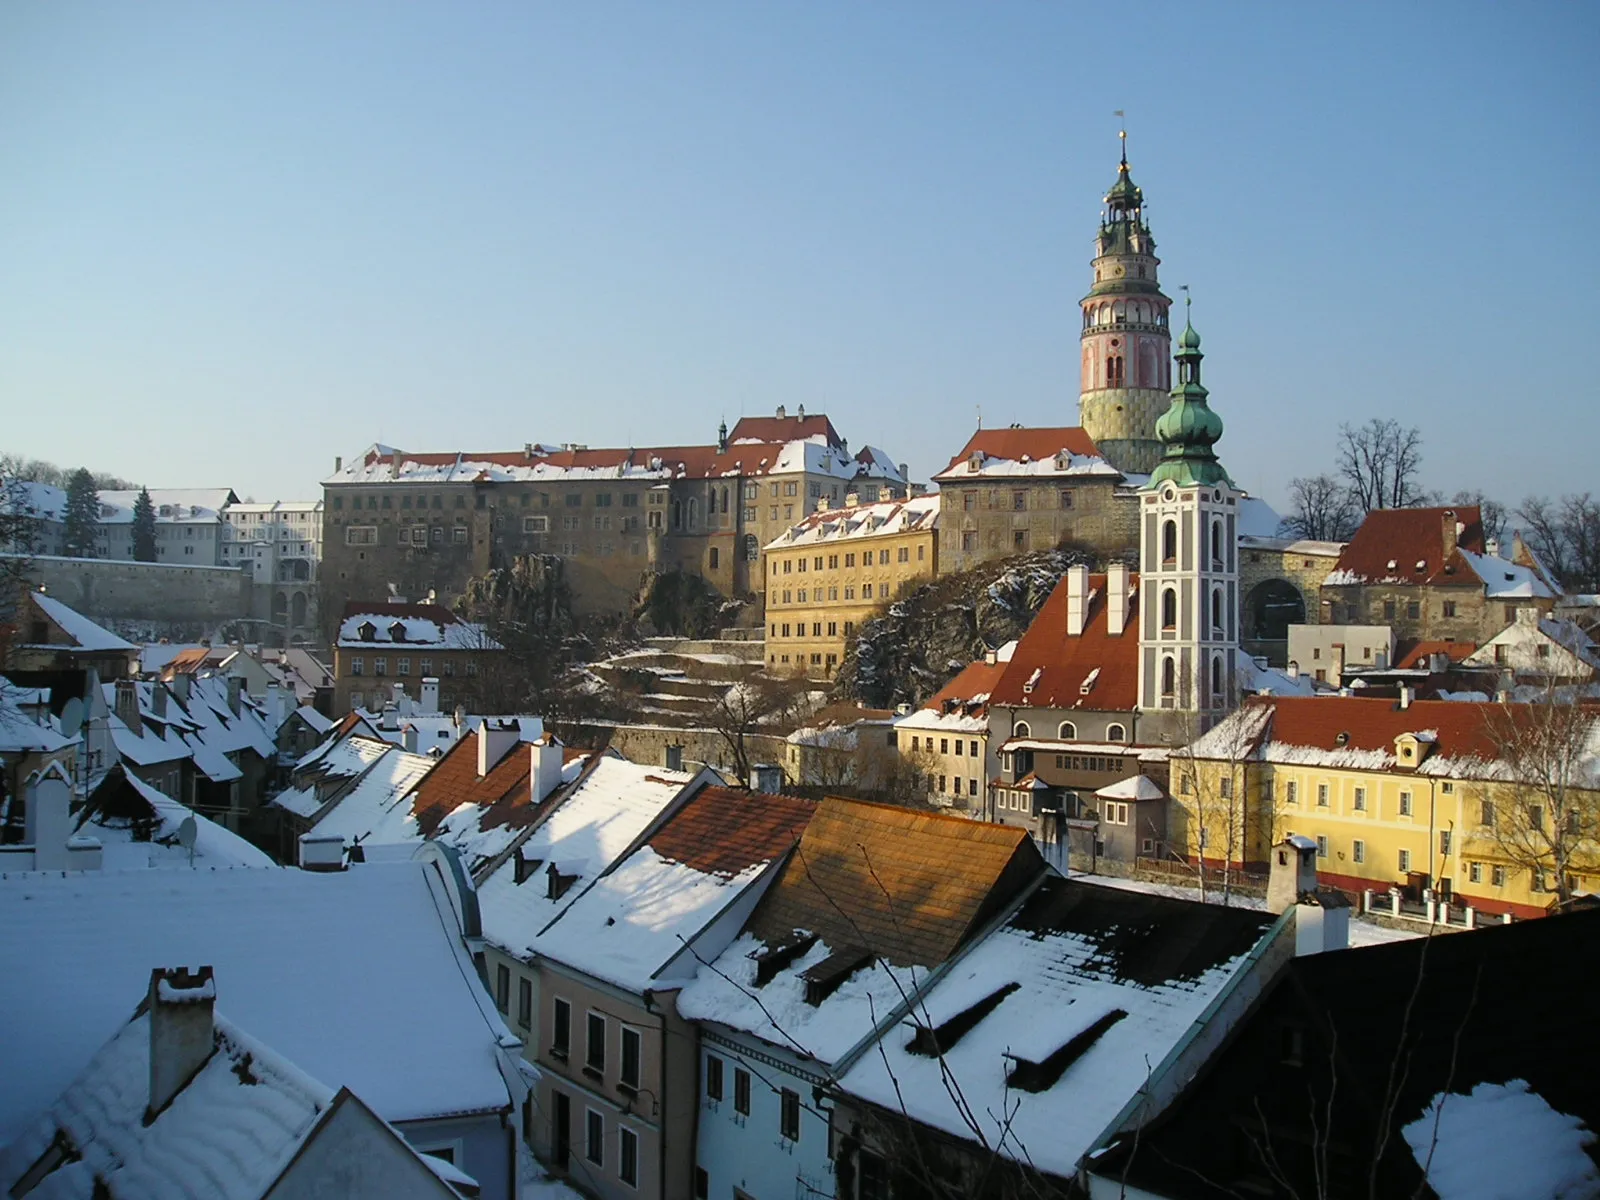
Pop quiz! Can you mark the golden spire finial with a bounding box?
[1115,110,1127,167]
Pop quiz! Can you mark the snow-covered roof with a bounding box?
[95,489,236,525]
[27,593,137,653]
[836,877,1278,1182]
[477,759,700,960]
[1457,549,1556,600]
[763,494,939,552]
[931,427,1120,483]
[1094,774,1165,802]
[1,480,65,522]
[292,705,334,735]
[0,861,516,1141]
[79,768,275,868]
[1236,495,1284,539]
[337,605,500,651]
[306,746,439,849]
[0,686,76,755]
[1236,647,1319,696]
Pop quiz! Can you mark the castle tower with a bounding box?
[1136,313,1239,726]
[1078,136,1171,476]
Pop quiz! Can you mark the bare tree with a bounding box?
[1337,418,1426,514]
[1516,493,1600,593]
[1279,474,1359,542]
[707,676,811,784]
[0,457,40,640]
[1475,694,1599,905]
[792,723,940,807]
[1170,703,1270,906]
[1449,490,1506,547]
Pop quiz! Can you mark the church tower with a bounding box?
[1136,311,1239,726]
[1078,136,1171,476]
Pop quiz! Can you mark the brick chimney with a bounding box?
[1441,510,1459,559]
[226,675,243,715]
[1106,563,1129,637]
[146,966,216,1119]
[1065,565,1090,638]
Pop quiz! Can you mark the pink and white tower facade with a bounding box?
[1077,138,1173,476]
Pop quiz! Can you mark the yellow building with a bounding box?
[1172,695,1600,919]
[762,495,939,680]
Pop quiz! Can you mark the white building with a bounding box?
[221,499,324,645]
[95,489,236,563]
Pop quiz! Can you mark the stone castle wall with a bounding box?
[13,554,260,641]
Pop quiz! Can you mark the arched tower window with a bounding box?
[1161,657,1176,698]
[721,486,729,516]
[1059,722,1077,740]
[1162,520,1178,565]
[1211,519,1223,566]
[1211,655,1225,707]
[1014,721,1031,738]
[1107,722,1127,742]
[1162,587,1178,631]
[1212,588,1224,637]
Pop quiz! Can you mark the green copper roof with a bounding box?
[1149,321,1233,488]
[1105,161,1142,207]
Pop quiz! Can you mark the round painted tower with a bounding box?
[1078,142,1172,476]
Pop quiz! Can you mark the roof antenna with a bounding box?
[1115,109,1127,167]
[976,404,983,430]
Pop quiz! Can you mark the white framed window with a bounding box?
[1399,791,1413,816]
[1315,835,1328,859]
[585,1109,604,1166]
[1491,865,1506,888]
[1353,787,1366,812]
[1317,784,1329,807]
[1352,840,1365,864]
[586,1011,606,1072]
[619,1126,639,1187]
[1468,862,1483,884]
[620,1026,642,1090]
[524,515,549,532]
[1398,849,1412,873]
[344,525,377,545]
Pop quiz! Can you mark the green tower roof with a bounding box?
[1149,317,1233,488]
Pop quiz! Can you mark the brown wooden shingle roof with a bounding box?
[648,787,815,878]
[749,797,1042,967]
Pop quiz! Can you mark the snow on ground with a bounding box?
[518,1141,585,1200]
[1402,1079,1598,1200]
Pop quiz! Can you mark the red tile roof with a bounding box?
[922,658,1009,714]
[729,413,842,449]
[406,728,530,837]
[339,601,464,626]
[988,573,1140,711]
[647,787,815,878]
[749,797,1040,966]
[933,427,1104,479]
[1262,696,1503,760]
[1329,506,1485,588]
[1393,639,1477,670]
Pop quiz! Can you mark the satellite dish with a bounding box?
[176,816,198,866]
[59,698,83,739]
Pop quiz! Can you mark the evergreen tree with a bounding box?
[131,487,157,561]
[61,468,100,558]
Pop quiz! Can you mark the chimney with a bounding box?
[151,684,168,721]
[226,675,242,715]
[114,680,142,736]
[170,673,191,706]
[1267,835,1320,914]
[797,404,805,420]
[775,405,786,420]
[453,704,466,732]
[1398,684,1414,710]
[1441,510,1459,558]
[298,833,345,871]
[1065,565,1090,638]
[420,677,440,715]
[1485,536,1500,558]
[391,681,406,713]
[532,736,564,803]
[334,456,342,472]
[24,773,73,871]
[402,723,419,753]
[1106,563,1129,637]
[378,704,398,732]
[146,966,216,1118]
[1295,892,1351,956]
[1286,660,1300,680]
[477,719,520,777]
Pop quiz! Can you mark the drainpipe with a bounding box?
[642,988,670,1200]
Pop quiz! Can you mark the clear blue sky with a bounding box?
[2,2,1595,513]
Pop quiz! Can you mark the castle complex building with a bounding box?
[318,410,908,626]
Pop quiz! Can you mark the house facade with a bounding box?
[331,601,500,714]
[220,499,323,646]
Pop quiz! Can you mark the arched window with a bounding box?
[720,486,729,516]
[1161,657,1176,697]
[1211,518,1223,565]
[672,500,682,530]
[709,547,720,570]
[1013,721,1031,738]
[1162,520,1178,565]
[688,498,700,529]
[1212,588,1224,637]
[1058,722,1077,740]
[1211,655,1225,705]
[1162,587,1178,631]
[1106,722,1127,742]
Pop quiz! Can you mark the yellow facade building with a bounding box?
[1172,695,1600,919]
[762,495,939,680]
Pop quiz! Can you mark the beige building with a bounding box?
[1286,623,1395,684]
[932,427,1136,575]
[331,601,500,714]
[762,494,939,678]
[893,653,1009,813]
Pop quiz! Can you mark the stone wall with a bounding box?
[14,554,259,641]
[563,720,789,781]
[937,479,1137,576]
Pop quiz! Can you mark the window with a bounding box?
[524,515,548,532]
[345,525,378,545]
[897,546,909,563]
[1315,835,1328,859]
[1492,865,1507,887]
[495,964,510,1013]
[586,1012,606,1072]
[1014,721,1031,737]
[1161,520,1177,564]
[1398,849,1412,873]
[350,656,365,677]
[1439,831,1452,857]
[517,977,532,1028]
[373,657,387,677]
[780,1088,801,1141]
[1285,781,1298,805]
[619,1126,639,1187]
[1058,721,1076,740]
[1407,601,1421,620]
[552,998,571,1055]
[1059,489,1075,510]
[585,1110,604,1166]
[1399,791,1413,816]
[1161,588,1177,631]
[705,1053,724,1100]
[397,657,411,676]
[1012,490,1027,511]
[1013,530,1026,550]
[1353,839,1365,864]
[621,1026,641,1089]
[1443,601,1458,618]
[1469,861,1483,884]
[1481,800,1495,826]
[452,526,467,544]
[1354,787,1366,811]
[1317,784,1329,807]
[733,1067,751,1115]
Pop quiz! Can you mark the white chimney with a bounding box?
[114,680,142,736]
[532,736,564,803]
[1398,684,1414,710]
[477,720,520,777]
[1065,565,1090,638]
[147,966,216,1117]
[1267,835,1321,914]
[1106,563,1129,637]
[420,677,440,716]
[265,683,286,732]
[298,833,345,872]
[390,681,406,713]
[1295,894,1351,956]
[25,773,73,872]
[402,723,419,753]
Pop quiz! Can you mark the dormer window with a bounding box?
[388,621,407,644]
[356,621,377,642]
[967,452,983,473]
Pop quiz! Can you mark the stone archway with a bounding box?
[290,591,308,627]
[1244,578,1307,644]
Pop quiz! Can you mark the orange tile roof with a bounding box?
[988,573,1140,711]
[749,797,1040,966]
[922,658,1009,713]
[933,426,1104,478]
[1329,506,1485,588]
[647,787,815,878]
[1393,639,1477,669]
[406,728,530,837]
[1213,695,1537,765]
[729,413,842,448]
